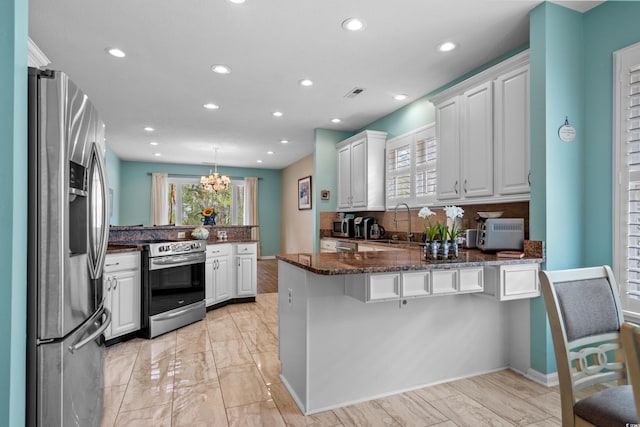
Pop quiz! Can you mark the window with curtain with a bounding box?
[614,41,640,319]
[167,177,245,225]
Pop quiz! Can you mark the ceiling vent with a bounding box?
[344,87,366,98]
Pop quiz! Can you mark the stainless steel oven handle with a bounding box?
[149,253,205,270]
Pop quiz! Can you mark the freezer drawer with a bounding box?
[36,310,107,427]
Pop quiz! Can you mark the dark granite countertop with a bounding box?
[277,249,543,275]
[107,244,143,254]
[107,239,259,254]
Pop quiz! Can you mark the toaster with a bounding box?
[477,218,524,252]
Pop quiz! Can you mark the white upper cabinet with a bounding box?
[431,50,530,205]
[386,124,437,208]
[461,81,494,198]
[337,130,387,211]
[494,65,530,195]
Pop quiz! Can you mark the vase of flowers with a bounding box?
[200,207,216,225]
[418,205,464,260]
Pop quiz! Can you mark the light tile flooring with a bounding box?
[101,293,564,427]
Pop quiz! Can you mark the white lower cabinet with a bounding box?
[348,267,484,303]
[483,263,540,301]
[103,252,141,340]
[235,243,257,297]
[206,244,232,306]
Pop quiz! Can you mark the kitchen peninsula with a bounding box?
[277,249,543,414]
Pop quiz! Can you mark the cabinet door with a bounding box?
[461,81,493,198]
[401,271,430,298]
[367,273,400,302]
[495,65,530,195]
[337,144,352,209]
[431,270,458,295]
[500,263,539,300]
[350,138,367,208]
[236,255,257,297]
[458,267,484,293]
[205,257,215,306]
[110,270,140,337]
[436,98,461,200]
[215,255,232,302]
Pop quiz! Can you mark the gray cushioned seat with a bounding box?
[574,385,637,426]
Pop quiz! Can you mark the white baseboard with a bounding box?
[259,255,276,260]
[525,368,559,387]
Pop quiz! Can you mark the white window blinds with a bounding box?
[614,42,640,316]
[385,124,437,208]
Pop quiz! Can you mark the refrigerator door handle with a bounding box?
[87,142,109,280]
[68,306,111,354]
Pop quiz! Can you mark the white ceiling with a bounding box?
[28,0,603,170]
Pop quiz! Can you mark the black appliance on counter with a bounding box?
[354,217,376,240]
[140,240,207,338]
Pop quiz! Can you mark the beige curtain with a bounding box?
[151,173,168,225]
[245,177,259,257]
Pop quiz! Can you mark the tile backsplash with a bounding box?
[320,201,530,240]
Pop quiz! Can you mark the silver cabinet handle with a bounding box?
[528,171,531,186]
[463,179,468,194]
[454,180,458,194]
[113,277,118,290]
[107,277,111,292]
[105,262,120,267]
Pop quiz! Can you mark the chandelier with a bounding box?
[200,148,230,192]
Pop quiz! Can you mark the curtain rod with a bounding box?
[147,172,263,180]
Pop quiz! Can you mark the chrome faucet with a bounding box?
[393,202,413,242]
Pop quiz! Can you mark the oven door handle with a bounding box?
[149,253,205,270]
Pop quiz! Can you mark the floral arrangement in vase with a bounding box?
[418,205,464,260]
[200,207,217,225]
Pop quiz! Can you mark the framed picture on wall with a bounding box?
[298,176,312,210]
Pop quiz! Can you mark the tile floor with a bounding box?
[101,293,565,426]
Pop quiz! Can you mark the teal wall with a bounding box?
[358,97,436,140]
[0,0,27,425]
[529,1,586,375]
[119,161,281,256]
[583,1,640,266]
[312,129,354,251]
[105,147,121,226]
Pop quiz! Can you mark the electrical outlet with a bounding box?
[288,288,293,306]
[177,232,186,238]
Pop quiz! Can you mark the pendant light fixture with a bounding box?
[200,148,230,192]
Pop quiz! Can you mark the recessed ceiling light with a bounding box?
[280,139,289,144]
[331,118,342,123]
[257,159,263,163]
[211,64,230,74]
[144,126,155,132]
[299,79,313,87]
[272,111,283,117]
[267,151,274,155]
[106,48,126,58]
[342,18,365,32]
[227,0,245,3]
[204,103,219,110]
[153,153,161,157]
[149,141,159,146]
[438,41,457,52]
[394,94,408,101]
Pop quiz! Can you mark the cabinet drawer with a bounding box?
[401,271,430,298]
[104,253,140,273]
[367,273,401,302]
[483,264,540,301]
[320,239,337,251]
[459,267,484,293]
[236,243,256,255]
[431,270,458,295]
[207,243,232,258]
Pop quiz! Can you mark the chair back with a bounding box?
[621,322,640,420]
[539,265,627,425]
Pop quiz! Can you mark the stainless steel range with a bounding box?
[142,240,206,338]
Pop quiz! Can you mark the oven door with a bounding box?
[147,252,205,316]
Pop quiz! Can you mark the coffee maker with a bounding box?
[354,217,375,239]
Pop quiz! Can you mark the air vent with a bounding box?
[344,87,366,98]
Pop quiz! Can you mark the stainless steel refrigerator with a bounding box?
[27,68,111,427]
